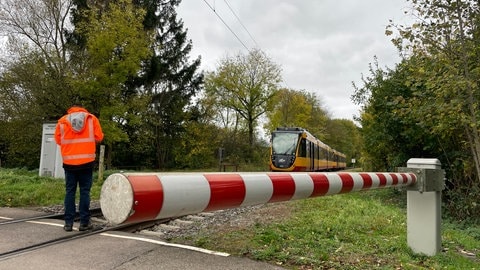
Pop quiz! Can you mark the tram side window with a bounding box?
[299,138,307,157]
[319,147,326,159]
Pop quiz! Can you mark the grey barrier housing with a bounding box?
[399,158,445,256]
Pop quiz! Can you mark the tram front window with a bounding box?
[272,133,299,155]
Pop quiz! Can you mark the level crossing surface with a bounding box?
[0,207,285,270]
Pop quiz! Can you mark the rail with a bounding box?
[0,217,170,261]
[0,208,103,226]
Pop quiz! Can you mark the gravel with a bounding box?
[146,205,266,240]
[38,200,291,242]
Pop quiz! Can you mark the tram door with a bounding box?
[310,141,315,171]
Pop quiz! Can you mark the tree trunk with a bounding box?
[465,125,480,183]
[456,3,480,183]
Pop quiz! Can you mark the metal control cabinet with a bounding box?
[39,123,64,179]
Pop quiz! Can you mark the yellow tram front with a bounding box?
[270,128,301,171]
[269,127,320,171]
[270,127,345,172]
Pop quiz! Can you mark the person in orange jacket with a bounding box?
[55,105,104,232]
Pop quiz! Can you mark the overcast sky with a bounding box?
[177,1,413,121]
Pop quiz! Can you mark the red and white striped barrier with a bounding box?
[100,172,416,225]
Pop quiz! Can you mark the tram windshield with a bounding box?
[271,132,299,155]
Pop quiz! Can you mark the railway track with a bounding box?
[0,207,103,226]
[0,204,258,262]
[0,208,171,261]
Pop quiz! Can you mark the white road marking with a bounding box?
[100,232,231,257]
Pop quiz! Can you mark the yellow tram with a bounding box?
[269,127,346,172]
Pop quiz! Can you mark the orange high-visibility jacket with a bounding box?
[54,106,104,166]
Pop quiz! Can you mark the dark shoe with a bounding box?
[64,224,73,232]
[79,223,93,231]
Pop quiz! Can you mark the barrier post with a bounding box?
[399,158,444,256]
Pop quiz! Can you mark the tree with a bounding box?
[382,0,480,221]
[205,49,282,152]
[121,0,203,169]
[0,0,75,167]
[323,119,362,168]
[0,53,64,167]
[352,51,480,221]
[0,0,72,71]
[0,0,155,168]
[71,0,152,143]
[387,0,480,182]
[266,88,329,140]
[352,58,438,171]
[0,0,75,118]
[172,120,222,169]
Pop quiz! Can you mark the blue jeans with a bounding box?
[64,168,93,225]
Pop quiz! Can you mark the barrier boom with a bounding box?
[100,172,416,225]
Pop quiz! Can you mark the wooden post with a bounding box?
[98,145,105,182]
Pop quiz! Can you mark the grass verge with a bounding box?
[172,189,480,269]
[0,168,104,207]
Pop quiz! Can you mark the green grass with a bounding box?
[174,189,480,269]
[0,168,105,207]
[1,168,479,269]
